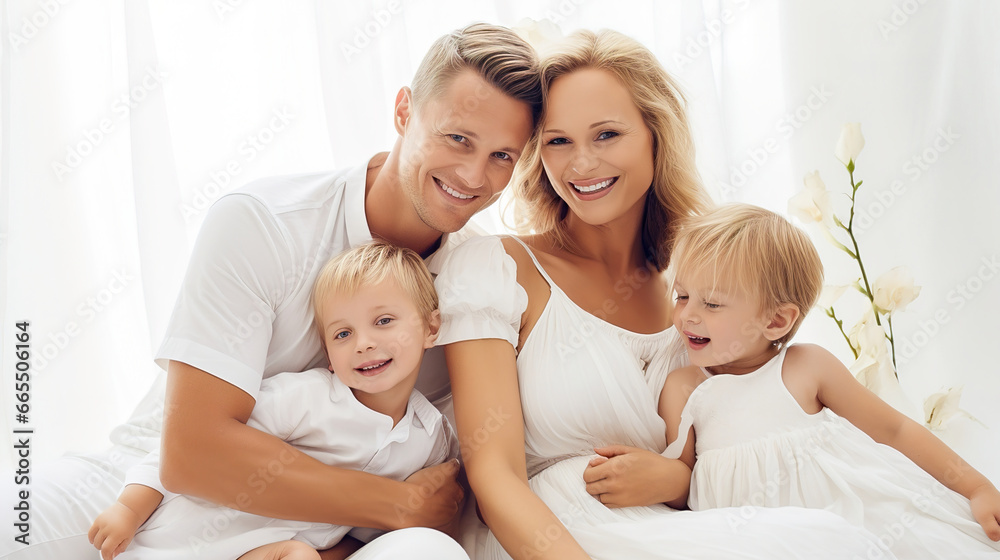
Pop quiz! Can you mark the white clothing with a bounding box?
[663,347,1000,559]
[0,163,476,560]
[435,236,897,560]
[117,368,456,559]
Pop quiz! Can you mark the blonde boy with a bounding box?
[89,242,462,560]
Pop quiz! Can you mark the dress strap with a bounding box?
[504,236,558,287]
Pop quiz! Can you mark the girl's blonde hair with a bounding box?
[312,241,438,340]
[667,204,824,346]
[508,29,711,270]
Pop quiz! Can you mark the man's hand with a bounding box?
[970,484,1000,541]
[87,502,145,560]
[397,460,464,530]
[583,445,681,508]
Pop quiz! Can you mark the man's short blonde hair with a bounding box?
[312,241,438,340]
[410,23,543,125]
[667,204,824,346]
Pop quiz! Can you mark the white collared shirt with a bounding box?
[155,161,478,403]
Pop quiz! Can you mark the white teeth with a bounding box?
[438,180,474,200]
[361,361,387,371]
[572,178,614,193]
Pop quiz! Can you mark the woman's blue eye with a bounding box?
[597,130,619,140]
[546,137,569,145]
[493,152,512,161]
[450,134,467,144]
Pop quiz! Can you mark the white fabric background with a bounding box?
[2,0,998,487]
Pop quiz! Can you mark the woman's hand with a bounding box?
[583,445,689,509]
[970,483,1000,541]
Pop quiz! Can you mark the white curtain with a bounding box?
[2,1,998,482]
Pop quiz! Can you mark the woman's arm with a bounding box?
[798,344,1000,540]
[446,339,591,560]
[159,360,463,531]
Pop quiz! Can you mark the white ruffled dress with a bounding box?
[663,347,1000,559]
[435,236,897,560]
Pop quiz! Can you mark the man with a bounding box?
[2,23,540,559]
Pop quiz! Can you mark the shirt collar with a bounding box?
[344,159,373,248]
[326,371,441,438]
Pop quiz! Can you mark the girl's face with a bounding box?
[539,68,654,228]
[672,269,778,375]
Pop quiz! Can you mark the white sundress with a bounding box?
[664,346,1000,559]
[435,235,897,560]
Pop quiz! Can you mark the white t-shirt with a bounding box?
[119,368,456,556]
[111,160,477,454]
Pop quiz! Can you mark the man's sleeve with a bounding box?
[155,194,293,401]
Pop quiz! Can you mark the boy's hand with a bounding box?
[970,484,1000,541]
[88,502,145,560]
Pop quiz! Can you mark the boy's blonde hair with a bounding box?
[411,23,543,126]
[312,241,438,340]
[508,29,711,270]
[667,204,824,346]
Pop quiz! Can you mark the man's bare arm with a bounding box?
[159,360,462,530]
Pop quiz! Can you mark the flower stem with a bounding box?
[886,315,897,377]
[845,168,881,327]
[827,307,858,359]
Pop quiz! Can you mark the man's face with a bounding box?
[395,69,534,234]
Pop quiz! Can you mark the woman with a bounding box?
[435,30,894,559]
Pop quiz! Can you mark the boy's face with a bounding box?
[672,270,775,374]
[395,69,534,234]
[319,278,438,399]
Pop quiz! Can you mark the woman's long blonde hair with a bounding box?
[508,30,711,271]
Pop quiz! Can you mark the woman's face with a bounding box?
[539,68,654,228]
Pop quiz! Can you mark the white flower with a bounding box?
[923,387,984,430]
[872,266,921,315]
[852,353,922,422]
[788,171,834,229]
[849,309,889,361]
[511,18,563,55]
[816,285,850,310]
[836,123,865,168]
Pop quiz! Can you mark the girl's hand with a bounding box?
[970,483,1000,541]
[87,502,145,560]
[583,445,685,508]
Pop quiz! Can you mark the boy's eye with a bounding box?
[674,295,688,302]
[376,317,393,326]
[334,330,350,340]
[705,302,721,310]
